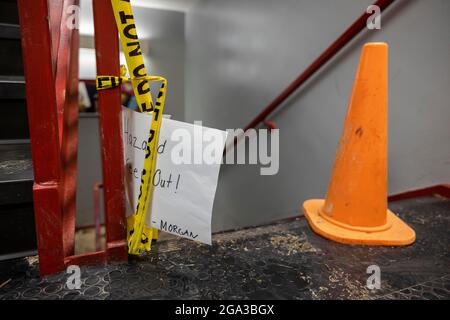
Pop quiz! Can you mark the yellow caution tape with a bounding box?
[111,0,153,113]
[95,0,168,255]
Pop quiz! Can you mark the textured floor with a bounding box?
[0,196,449,300]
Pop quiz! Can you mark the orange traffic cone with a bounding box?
[303,42,415,246]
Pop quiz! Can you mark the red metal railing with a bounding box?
[18,0,127,275]
[91,0,128,264]
[64,0,128,268]
[57,0,80,258]
[225,0,396,153]
[18,0,67,275]
[388,184,450,202]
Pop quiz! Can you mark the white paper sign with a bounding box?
[122,107,227,245]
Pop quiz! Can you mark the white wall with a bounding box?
[185,0,450,231]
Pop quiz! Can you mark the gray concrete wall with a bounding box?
[185,0,450,232]
[135,8,186,121]
[76,114,103,227]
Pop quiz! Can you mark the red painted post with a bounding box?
[59,0,80,257]
[17,0,65,275]
[54,1,71,143]
[388,184,450,202]
[93,0,128,262]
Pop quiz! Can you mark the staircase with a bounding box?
[0,0,37,260]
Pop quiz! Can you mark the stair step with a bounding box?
[0,202,36,261]
[0,0,19,26]
[0,142,32,180]
[0,1,23,76]
[0,99,29,139]
[0,22,20,39]
[0,1,37,260]
[0,142,33,205]
[0,39,23,76]
[0,77,28,140]
[0,141,36,260]
[0,76,25,99]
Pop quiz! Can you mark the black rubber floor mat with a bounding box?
[0,196,449,299]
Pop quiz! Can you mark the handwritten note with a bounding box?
[122,107,227,245]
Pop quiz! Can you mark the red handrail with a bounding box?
[19,0,81,274]
[57,0,80,258]
[65,0,128,268]
[19,0,127,275]
[18,0,66,275]
[92,0,128,263]
[19,0,82,275]
[225,0,396,154]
